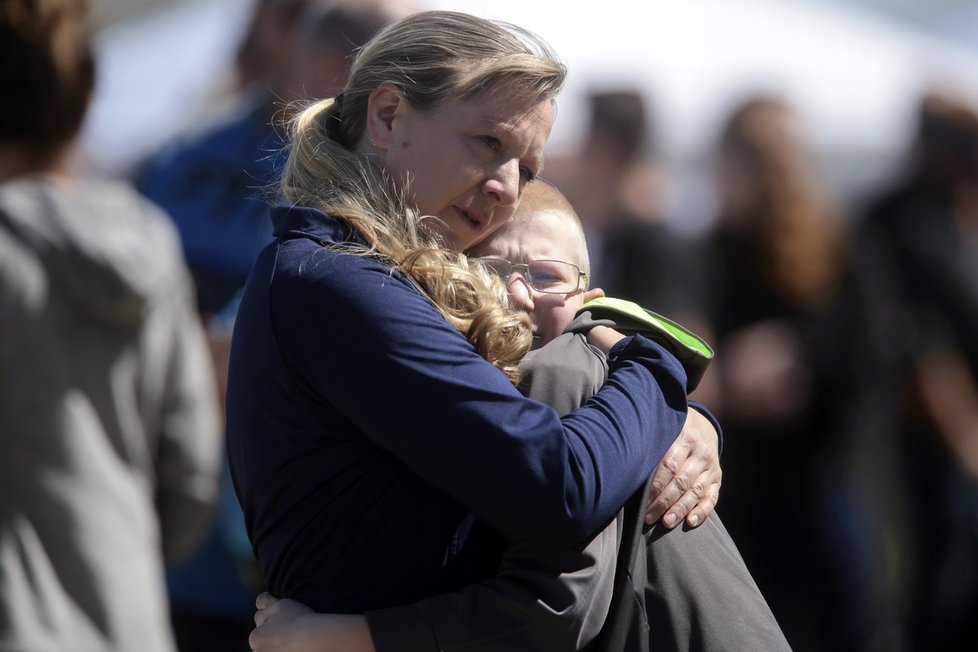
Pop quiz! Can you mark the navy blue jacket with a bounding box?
[225,204,689,612]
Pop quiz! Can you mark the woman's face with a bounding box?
[370,88,555,251]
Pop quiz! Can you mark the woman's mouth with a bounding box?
[456,206,485,230]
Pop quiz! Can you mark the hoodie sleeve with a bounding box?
[146,234,224,565]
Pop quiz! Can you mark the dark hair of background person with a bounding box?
[912,92,978,187]
[0,0,95,174]
[587,90,652,164]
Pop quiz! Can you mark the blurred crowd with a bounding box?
[2,0,976,651]
[546,88,978,651]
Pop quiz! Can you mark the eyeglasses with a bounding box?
[478,257,587,294]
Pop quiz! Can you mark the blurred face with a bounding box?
[470,208,587,349]
[373,89,555,251]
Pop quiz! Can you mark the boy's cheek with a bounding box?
[534,295,585,344]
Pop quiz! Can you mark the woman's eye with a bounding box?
[480,136,501,151]
[519,166,537,183]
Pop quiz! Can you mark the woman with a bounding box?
[226,9,720,648]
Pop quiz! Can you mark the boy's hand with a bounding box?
[585,324,626,353]
[644,408,721,528]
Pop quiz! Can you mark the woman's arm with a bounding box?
[248,327,726,652]
[270,253,689,546]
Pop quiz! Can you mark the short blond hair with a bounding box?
[511,181,590,280]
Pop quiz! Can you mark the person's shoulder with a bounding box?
[518,332,606,415]
[271,236,418,311]
[135,96,278,182]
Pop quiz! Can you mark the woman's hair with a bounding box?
[0,0,95,172]
[281,10,565,378]
[401,248,532,384]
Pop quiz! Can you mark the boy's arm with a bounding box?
[365,329,722,651]
[366,333,621,651]
[570,301,722,528]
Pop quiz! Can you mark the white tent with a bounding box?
[416,0,978,227]
[81,0,978,226]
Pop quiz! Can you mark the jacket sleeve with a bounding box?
[365,334,621,651]
[360,328,729,651]
[272,255,690,548]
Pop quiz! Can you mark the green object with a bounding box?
[578,296,713,391]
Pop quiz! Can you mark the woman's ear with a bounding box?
[364,83,404,152]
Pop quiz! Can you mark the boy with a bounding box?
[249,182,788,651]
[465,181,785,651]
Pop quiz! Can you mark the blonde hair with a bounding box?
[513,180,590,281]
[281,10,565,379]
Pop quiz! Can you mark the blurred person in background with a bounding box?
[698,96,850,651]
[134,0,411,318]
[132,1,412,649]
[842,92,978,651]
[0,0,223,650]
[545,91,710,356]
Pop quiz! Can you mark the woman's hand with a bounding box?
[250,593,376,652]
[644,407,722,528]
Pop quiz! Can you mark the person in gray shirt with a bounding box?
[0,1,223,650]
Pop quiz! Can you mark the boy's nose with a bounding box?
[506,275,535,312]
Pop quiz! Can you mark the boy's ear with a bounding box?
[364,83,404,152]
[583,287,606,303]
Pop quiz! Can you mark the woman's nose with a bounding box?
[482,160,520,208]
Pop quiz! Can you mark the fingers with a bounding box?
[254,592,279,627]
[582,287,606,302]
[646,409,722,527]
[249,626,263,651]
[644,447,684,524]
[683,480,721,528]
[256,592,278,610]
[648,470,722,528]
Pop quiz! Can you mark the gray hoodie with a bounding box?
[0,175,222,652]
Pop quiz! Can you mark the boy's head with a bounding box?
[469,181,602,348]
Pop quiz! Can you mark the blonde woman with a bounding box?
[227,10,721,649]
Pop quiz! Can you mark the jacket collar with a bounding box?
[270,203,357,245]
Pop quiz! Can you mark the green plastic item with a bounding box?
[578,296,714,391]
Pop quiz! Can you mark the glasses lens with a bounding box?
[527,260,580,293]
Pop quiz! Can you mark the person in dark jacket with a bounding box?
[228,10,723,650]
[248,182,787,652]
